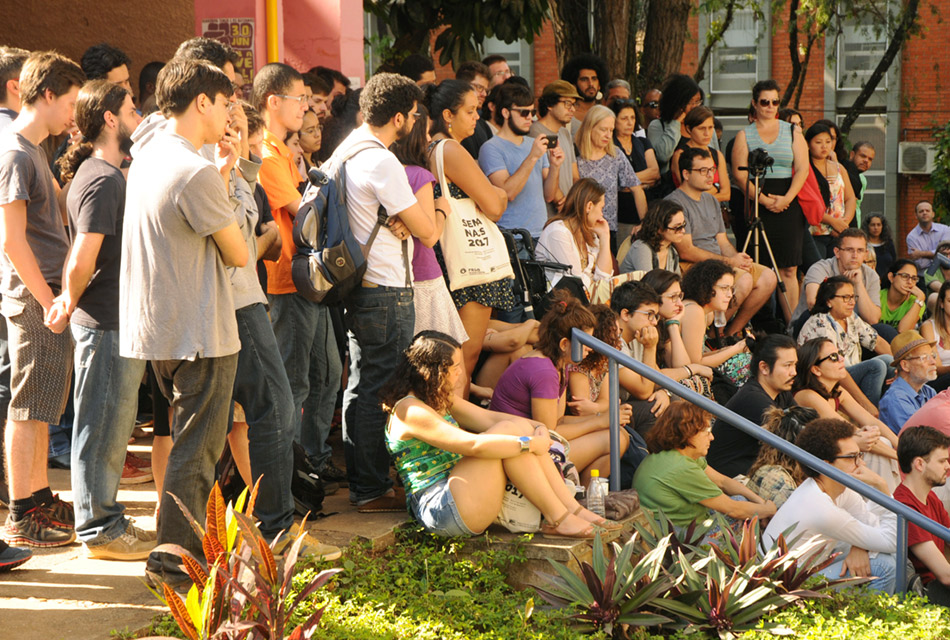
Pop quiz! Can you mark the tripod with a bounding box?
[739,168,791,314]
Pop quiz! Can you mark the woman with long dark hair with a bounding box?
[805,122,856,258]
[620,199,686,274]
[862,213,897,281]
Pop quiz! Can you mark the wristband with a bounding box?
[664,319,681,327]
[684,364,693,377]
[435,208,447,219]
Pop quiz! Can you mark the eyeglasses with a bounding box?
[817,350,845,365]
[758,99,780,107]
[893,272,917,282]
[634,310,659,323]
[558,99,576,109]
[666,221,688,232]
[471,84,488,96]
[689,166,716,176]
[663,291,685,302]
[835,451,865,466]
[838,246,867,255]
[904,353,937,363]
[832,294,856,302]
[713,284,735,294]
[510,108,536,118]
[277,94,308,105]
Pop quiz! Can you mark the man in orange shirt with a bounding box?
[253,63,345,486]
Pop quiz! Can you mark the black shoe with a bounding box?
[0,542,31,571]
[2,509,75,547]
[41,493,75,529]
[315,460,347,485]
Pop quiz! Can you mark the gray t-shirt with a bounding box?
[666,188,724,256]
[121,132,240,361]
[529,120,576,217]
[0,131,69,298]
[790,257,882,325]
[621,238,680,274]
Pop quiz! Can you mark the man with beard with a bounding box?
[530,80,580,217]
[337,73,433,512]
[560,54,608,131]
[707,334,799,478]
[880,330,938,435]
[478,82,563,240]
[846,142,875,228]
[483,54,511,89]
[45,80,155,560]
[894,426,950,604]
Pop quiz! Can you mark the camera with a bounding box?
[746,147,774,177]
[545,134,559,149]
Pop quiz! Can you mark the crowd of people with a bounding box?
[0,40,948,605]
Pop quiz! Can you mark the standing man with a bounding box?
[908,201,948,272]
[80,44,133,96]
[456,61,493,159]
[641,88,662,129]
[604,79,631,107]
[0,51,85,549]
[122,59,248,587]
[848,142,875,228]
[482,55,511,89]
[46,80,154,559]
[560,54,608,129]
[530,80,580,216]
[879,330,938,435]
[340,73,434,511]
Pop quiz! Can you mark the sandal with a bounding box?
[574,506,623,532]
[540,509,596,540]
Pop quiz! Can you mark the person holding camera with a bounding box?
[530,81,580,218]
[731,79,810,323]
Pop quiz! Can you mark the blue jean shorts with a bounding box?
[408,478,476,537]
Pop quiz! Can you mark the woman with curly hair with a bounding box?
[620,199,686,274]
[862,213,896,282]
[490,291,632,482]
[680,259,749,369]
[566,304,621,409]
[633,401,776,527]
[382,331,616,539]
[745,405,818,508]
[647,74,705,182]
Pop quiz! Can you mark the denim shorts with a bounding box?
[408,478,476,537]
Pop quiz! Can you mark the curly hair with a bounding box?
[811,275,851,315]
[682,259,733,307]
[747,405,818,483]
[359,72,424,128]
[646,401,712,453]
[380,331,461,415]
[543,178,605,250]
[390,103,429,168]
[861,213,893,248]
[535,289,596,371]
[174,37,239,70]
[636,199,684,253]
[560,53,608,93]
[796,417,855,478]
[658,74,700,125]
[80,43,130,81]
[793,337,840,401]
[574,304,621,377]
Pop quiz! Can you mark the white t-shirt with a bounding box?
[536,220,609,289]
[763,477,896,559]
[339,127,419,288]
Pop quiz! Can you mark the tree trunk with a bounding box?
[638,0,692,91]
[593,0,633,82]
[626,0,644,95]
[547,0,592,72]
[695,0,738,84]
[781,0,802,106]
[839,0,921,134]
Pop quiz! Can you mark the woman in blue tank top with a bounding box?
[731,79,810,324]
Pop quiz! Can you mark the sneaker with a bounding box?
[42,493,75,529]
[85,521,157,560]
[0,543,32,571]
[120,461,153,485]
[314,460,347,485]
[125,451,152,473]
[144,568,192,593]
[2,509,76,547]
[271,523,341,561]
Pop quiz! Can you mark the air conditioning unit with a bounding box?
[899,142,936,175]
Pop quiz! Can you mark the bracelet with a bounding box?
[664,319,681,327]
[435,208,447,219]
[684,364,693,377]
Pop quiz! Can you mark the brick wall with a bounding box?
[768,14,826,128]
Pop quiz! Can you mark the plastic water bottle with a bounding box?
[587,469,608,518]
[714,311,727,329]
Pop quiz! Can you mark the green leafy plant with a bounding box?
[929,120,950,221]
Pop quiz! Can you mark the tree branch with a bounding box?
[695,0,739,83]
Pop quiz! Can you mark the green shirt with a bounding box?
[632,450,722,526]
[879,289,925,329]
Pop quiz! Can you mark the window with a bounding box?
[837,18,888,91]
[480,36,532,80]
[708,10,759,94]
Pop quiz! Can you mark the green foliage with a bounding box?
[929,120,950,220]
[363,0,549,70]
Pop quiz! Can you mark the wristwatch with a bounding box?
[518,436,531,453]
[915,298,926,307]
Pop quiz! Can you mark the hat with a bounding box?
[891,330,936,363]
[541,80,581,101]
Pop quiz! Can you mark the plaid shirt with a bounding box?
[748,465,798,509]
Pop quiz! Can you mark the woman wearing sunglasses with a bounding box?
[793,337,900,491]
[576,105,644,253]
[621,199,686,274]
[798,275,893,405]
[731,79,810,323]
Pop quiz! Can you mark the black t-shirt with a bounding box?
[461,119,493,160]
[66,157,124,330]
[254,182,274,292]
[706,377,796,478]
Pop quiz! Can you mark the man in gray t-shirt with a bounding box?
[668,147,776,334]
[530,81,580,218]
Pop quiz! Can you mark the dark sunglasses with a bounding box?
[666,221,688,232]
[510,108,536,118]
[758,99,780,107]
[817,350,845,365]
[645,101,659,109]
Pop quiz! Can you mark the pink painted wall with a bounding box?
[282,0,365,85]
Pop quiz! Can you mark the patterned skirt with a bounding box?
[413,277,470,344]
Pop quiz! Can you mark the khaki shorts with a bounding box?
[3,293,73,424]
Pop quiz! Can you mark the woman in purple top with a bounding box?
[490,291,632,483]
[391,106,468,345]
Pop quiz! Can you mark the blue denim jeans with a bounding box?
[268,293,342,467]
[873,322,899,343]
[847,354,893,405]
[820,551,897,594]
[69,325,146,544]
[147,354,238,580]
[343,285,414,503]
[233,303,295,539]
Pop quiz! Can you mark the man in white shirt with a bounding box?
[764,417,897,593]
[908,201,950,272]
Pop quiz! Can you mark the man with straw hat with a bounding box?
[880,330,939,435]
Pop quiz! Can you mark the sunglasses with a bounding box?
[666,221,688,232]
[758,99,780,107]
[645,101,659,109]
[817,350,845,365]
[510,108,536,118]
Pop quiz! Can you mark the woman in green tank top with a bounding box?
[382,331,620,539]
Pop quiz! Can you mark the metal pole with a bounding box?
[608,358,621,493]
[897,515,907,593]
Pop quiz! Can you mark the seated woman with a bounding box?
[489,292,631,483]
[880,259,926,333]
[471,319,540,399]
[680,259,751,386]
[745,406,818,509]
[633,401,776,528]
[798,275,893,405]
[920,280,950,392]
[536,178,613,289]
[383,331,617,539]
[619,199,686,274]
[793,337,901,492]
[639,269,714,396]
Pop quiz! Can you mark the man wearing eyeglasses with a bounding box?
[457,61,493,159]
[669,147,777,335]
[764,417,896,594]
[530,81,581,217]
[880,331,939,435]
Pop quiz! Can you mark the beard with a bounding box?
[506,115,530,137]
[395,116,413,141]
[118,122,134,155]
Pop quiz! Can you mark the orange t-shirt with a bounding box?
[259,129,303,295]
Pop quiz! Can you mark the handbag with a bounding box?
[433,140,514,291]
[797,164,827,226]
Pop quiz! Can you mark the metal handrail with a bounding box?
[571,328,950,592]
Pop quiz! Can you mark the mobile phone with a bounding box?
[545,134,558,149]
